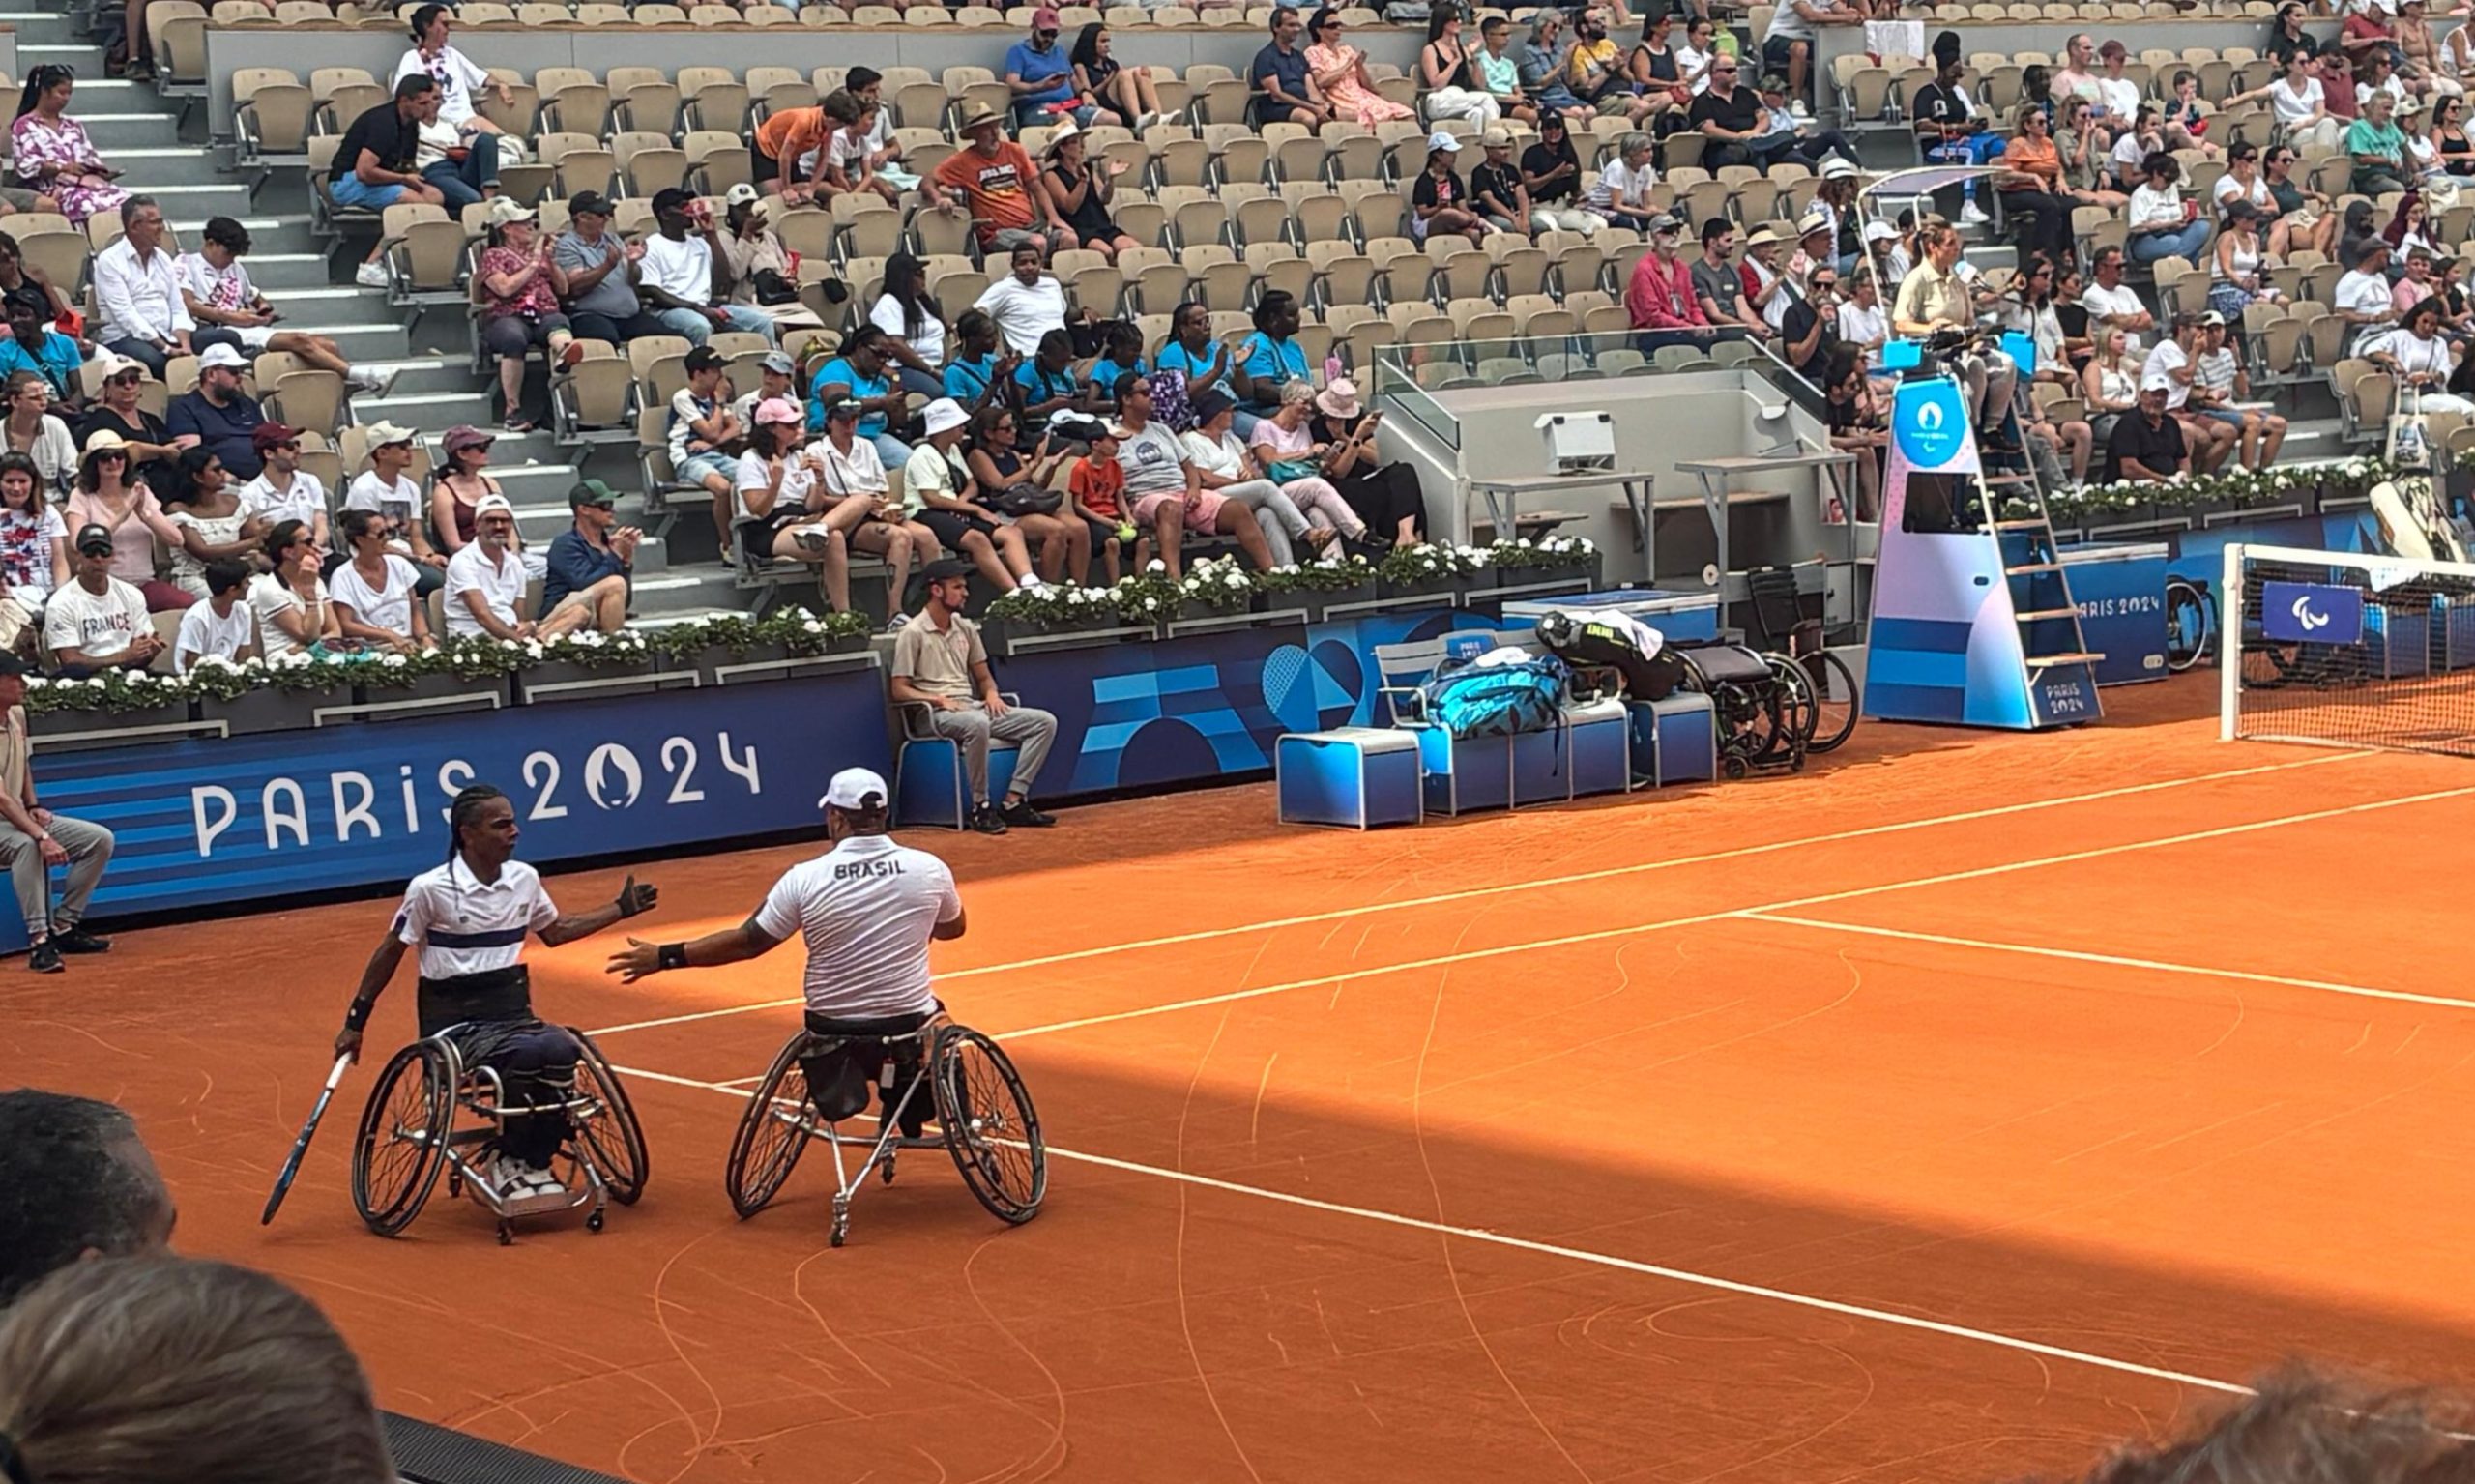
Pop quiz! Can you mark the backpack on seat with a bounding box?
[1418,651,1571,739]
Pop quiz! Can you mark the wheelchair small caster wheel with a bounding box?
[448,1169,463,1199]
[496,1221,513,1246]
[1721,755,1750,780]
[830,1224,846,1248]
[587,1209,605,1234]
[881,1152,897,1184]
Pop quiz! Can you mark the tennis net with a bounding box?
[2221,542,2475,757]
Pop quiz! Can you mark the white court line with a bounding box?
[1741,914,2475,1013]
[618,1065,2256,1402]
[993,781,2475,1042]
[586,752,2371,1038]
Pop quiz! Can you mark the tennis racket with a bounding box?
[260,1054,352,1226]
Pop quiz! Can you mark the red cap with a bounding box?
[1031,5,1061,25]
[249,422,300,451]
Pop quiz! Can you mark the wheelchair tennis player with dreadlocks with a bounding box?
[334,783,658,1202]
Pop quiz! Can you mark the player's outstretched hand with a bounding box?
[615,875,659,919]
[609,937,662,982]
[333,1027,363,1063]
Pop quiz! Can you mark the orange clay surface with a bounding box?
[9,674,2475,1484]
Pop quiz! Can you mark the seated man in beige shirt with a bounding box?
[1892,221,2018,439]
[888,557,1061,837]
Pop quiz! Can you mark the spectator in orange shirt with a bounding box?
[1997,106,2078,266]
[1067,428,1136,582]
[928,106,1068,257]
[752,104,832,204]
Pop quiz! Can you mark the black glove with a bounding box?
[615,875,658,919]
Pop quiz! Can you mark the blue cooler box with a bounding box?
[1277,728,1422,829]
[1501,589,1723,643]
[2056,542,2169,685]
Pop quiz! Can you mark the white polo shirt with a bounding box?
[444,541,526,637]
[393,855,557,978]
[239,469,330,533]
[755,833,960,1021]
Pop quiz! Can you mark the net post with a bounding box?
[2219,542,2245,742]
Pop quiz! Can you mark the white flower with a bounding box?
[802,618,823,633]
[1146,559,1167,574]
[1143,597,1158,611]
[1420,558,1437,571]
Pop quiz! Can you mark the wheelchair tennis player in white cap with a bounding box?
[608,766,964,1135]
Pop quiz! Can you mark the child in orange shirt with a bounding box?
[1067,430,1140,583]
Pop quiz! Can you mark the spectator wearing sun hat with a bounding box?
[1410,130,1494,247]
[446,491,595,642]
[1468,127,1535,235]
[475,194,582,434]
[341,420,446,587]
[165,342,270,481]
[928,107,1062,258]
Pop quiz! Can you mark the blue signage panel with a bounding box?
[2261,581,2365,645]
[34,673,892,918]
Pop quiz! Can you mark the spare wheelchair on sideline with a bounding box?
[349,1025,648,1245]
[725,1013,1044,1248]
[1537,610,1820,780]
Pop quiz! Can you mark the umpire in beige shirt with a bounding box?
[888,558,1060,835]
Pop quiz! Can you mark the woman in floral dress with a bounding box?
[1305,9,1413,127]
[12,66,131,227]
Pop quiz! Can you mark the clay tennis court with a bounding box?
[10,675,2475,1484]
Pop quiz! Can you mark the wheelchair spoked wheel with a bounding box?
[568,1031,648,1207]
[1757,654,1816,771]
[352,1041,454,1237]
[932,1028,1046,1226]
[724,1034,815,1220]
[1797,650,1859,754]
[2164,578,2215,673]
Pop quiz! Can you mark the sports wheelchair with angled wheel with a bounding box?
[724,1014,1045,1248]
[350,1026,648,1245]
[1672,642,1814,779]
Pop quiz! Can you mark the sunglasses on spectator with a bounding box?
[92,450,125,461]
[109,370,141,385]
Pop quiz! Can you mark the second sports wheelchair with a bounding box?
[350,1027,648,1245]
[725,1017,1045,1248]
[1672,642,1815,779]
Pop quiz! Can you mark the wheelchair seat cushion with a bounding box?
[1676,642,1773,687]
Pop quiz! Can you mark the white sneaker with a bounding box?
[1019,573,1047,591]
[354,259,389,289]
[1960,202,1992,226]
[1791,100,1813,119]
[351,364,401,397]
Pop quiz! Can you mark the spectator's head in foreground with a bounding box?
[2062,1371,2475,1484]
[0,1255,391,1484]
[0,1090,175,1310]
[0,453,44,526]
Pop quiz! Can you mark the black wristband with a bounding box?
[657,943,687,972]
[343,998,374,1033]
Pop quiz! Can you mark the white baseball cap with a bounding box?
[820,766,889,811]
[920,397,970,437]
[197,343,248,371]
[2140,372,2173,393]
[1426,129,1461,153]
[473,492,516,519]
[1862,220,1899,243]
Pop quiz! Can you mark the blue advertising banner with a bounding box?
[988,604,1489,797]
[2262,581,2365,644]
[34,670,893,920]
